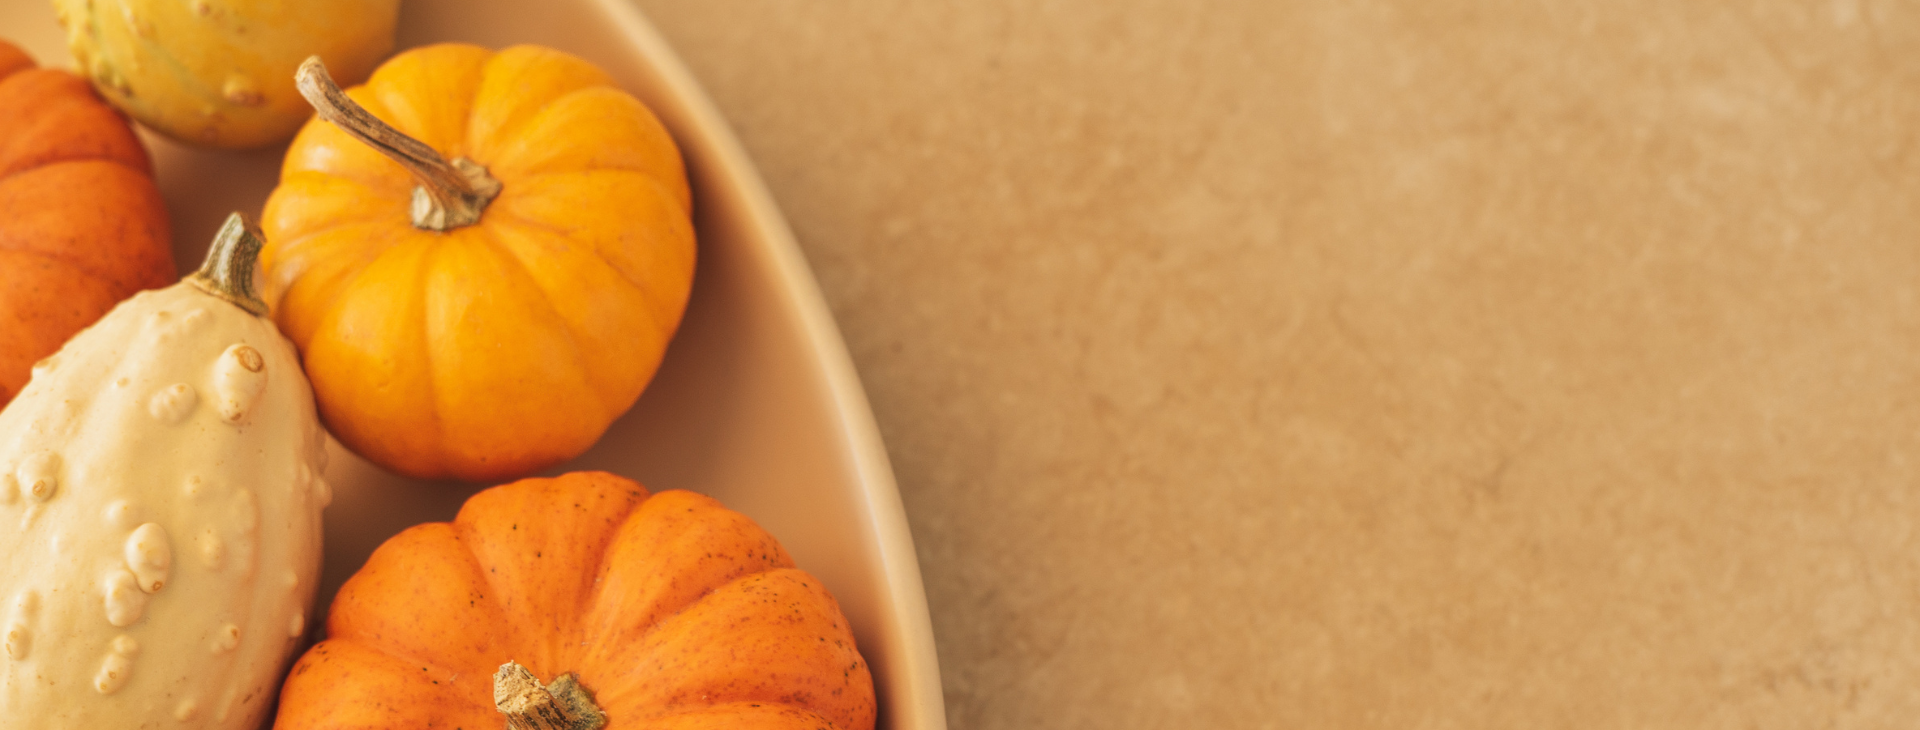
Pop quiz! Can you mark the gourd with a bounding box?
[0,215,330,728]
[261,44,696,482]
[52,0,399,149]
[0,38,173,408]
[272,471,874,730]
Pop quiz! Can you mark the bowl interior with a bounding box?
[0,2,943,728]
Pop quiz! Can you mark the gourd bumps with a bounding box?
[53,0,399,148]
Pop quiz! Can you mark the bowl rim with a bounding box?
[582,3,948,728]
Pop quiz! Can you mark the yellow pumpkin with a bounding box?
[261,44,695,482]
[53,0,399,148]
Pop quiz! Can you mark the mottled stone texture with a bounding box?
[637,1,1920,727]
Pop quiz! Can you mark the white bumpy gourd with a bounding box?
[0,214,329,728]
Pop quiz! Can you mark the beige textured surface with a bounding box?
[636,1,1920,727]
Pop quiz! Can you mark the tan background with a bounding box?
[635,2,1920,728]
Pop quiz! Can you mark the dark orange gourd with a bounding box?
[273,472,876,730]
[0,39,173,407]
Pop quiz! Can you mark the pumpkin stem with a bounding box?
[293,56,502,232]
[186,213,270,316]
[494,661,607,730]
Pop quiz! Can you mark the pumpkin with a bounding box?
[0,214,330,728]
[272,471,874,730]
[0,38,173,408]
[261,45,696,482]
[52,0,399,148]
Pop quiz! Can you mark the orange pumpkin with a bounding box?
[261,44,695,482]
[272,471,875,730]
[0,39,173,406]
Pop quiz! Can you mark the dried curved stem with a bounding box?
[293,56,502,231]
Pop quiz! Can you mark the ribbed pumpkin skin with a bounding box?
[0,39,172,407]
[272,472,875,730]
[261,43,696,483]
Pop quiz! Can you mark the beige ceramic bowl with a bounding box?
[4,1,945,728]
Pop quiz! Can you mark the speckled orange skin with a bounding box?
[0,39,172,407]
[273,472,875,730]
[262,43,696,483]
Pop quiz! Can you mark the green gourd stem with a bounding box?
[494,661,606,730]
[293,56,501,231]
[186,213,269,316]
